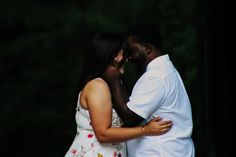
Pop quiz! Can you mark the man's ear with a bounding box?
[144,43,152,55]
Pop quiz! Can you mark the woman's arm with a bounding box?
[84,79,172,143]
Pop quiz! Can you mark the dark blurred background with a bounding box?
[0,0,229,156]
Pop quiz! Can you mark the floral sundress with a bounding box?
[65,92,127,157]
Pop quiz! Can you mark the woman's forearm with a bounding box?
[95,126,144,143]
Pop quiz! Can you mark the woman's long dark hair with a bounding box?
[78,32,124,91]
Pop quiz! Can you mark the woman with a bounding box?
[65,32,172,157]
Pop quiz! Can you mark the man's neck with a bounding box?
[147,50,161,65]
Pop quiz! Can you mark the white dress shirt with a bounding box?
[127,54,195,157]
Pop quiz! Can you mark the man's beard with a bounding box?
[134,57,146,76]
[135,65,145,76]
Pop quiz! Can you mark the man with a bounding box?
[104,24,195,157]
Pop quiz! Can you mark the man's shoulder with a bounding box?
[142,68,169,80]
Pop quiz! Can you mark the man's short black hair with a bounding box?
[129,23,162,50]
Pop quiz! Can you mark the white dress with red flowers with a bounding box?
[65,93,127,157]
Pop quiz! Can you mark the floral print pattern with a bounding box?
[65,93,127,157]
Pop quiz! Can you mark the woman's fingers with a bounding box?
[159,123,172,134]
[151,116,163,122]
[155,120,172,131]
[161,128,170,134]
[158,120,172,125]
[160,123,172,131]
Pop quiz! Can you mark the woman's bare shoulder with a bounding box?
[84,78,110,94]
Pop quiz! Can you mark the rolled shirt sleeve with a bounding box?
[127,76,165,119]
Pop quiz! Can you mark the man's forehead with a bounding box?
[127,36,135,43]
[127,36,140,46]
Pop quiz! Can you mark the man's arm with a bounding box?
[107,76,145,127]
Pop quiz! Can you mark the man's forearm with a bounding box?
[108,78,144,127]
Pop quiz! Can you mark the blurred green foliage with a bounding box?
[1,0,207,156]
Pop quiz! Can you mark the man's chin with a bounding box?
[135,65,145,76]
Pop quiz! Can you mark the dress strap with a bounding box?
[76,92,88,110]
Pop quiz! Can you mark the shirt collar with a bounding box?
[146,54,170,71]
